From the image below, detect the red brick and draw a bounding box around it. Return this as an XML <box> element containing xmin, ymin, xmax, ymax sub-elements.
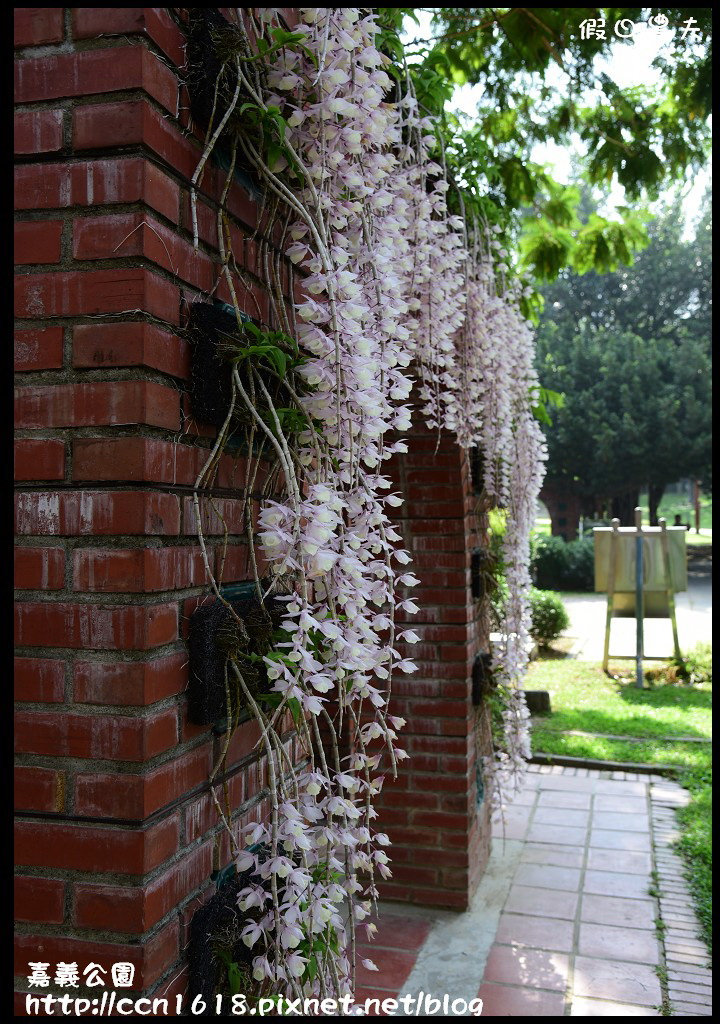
<box><xmin>14</xmin><ymin>109</ymin><xmax>64</xmax><ymax>154</ymax></box>
<box><xmin>72</xmin><ymin>437</ymin><xmax>199</xmax><ymax>485</ymax></box>
<box><xmin>14</xmin><ymin>708</ymin><xmax>177</xmax><ymax>760</ymax></box>
<box><xmin>15</xmin><ymin>46</ymin><xmax>177</xmax><ymax>114</ymax></box>
<box><xmin>72</xmin><ymin>7</ymin><xmax>187</xmax><ymax>66</ymax></box>
<box><xmin>179</xmin><ymin>192</ymin><xmax>218</xmax><ymax>249</ymax></box>
<box><xmin>73</xmin><ymin>100</ymin><xmax>197</xmax><ymax>178</ymax></box>
<box><xmin>14</xmin><ymin>601</ymin><xmax>178</xmax><ymax>650</ymax></box>
<box><xmin>14</xmin><ymin>8</ymin><xmax>64</xmax><ymax>47</ymax></box>
<box><xmin>73</xmin><ymin>546</ymin><xmax>207</xmax><ymax>593</ymax></box>
<box><xmin>15</xmin><ymin>157</ymin><xmax>179</xmax><ymax>221</ymax></box>
<box><xmin>14</xmin><ymin>656</ymin><xmax>66</xmax><ymax>703</ymax></box>
<box><xmin>14</xmin><ymin>765</ymin><xmax>65</xmax><ymax>813</ymax></box>
<box><xmin>14</xmin><ymin>268</ymin><xmax>180</xmax><ymax>324</ymax></box>
<box><xmin>412</xmin><ymin>810</ymin><xmax>469</xmax><ymax>829</ymax></box>
<box><xmin>73</xmin><ymin>653</ymin><xmax>187</xmax><ymax>706</ymax></box>
<box><xmin>73</xmin><ymin>212</ymin><xmax>215</xmax><ymax>292</ymax></box>
<box><xmin>15</xmin><ymin>816</ymin><xmax>179</xmax><ymax>874</ymax></box>
<box><xmin>412</xmin><ymin>699</ymin><xmax>468</xmax><ymax>718</ymax></box>
<box><xmin>15</xmin><ymin>490</ymin><xmax>180</xmax><ymax>536</ymax></box>
<box><xmin>14</xmin><ymin>921</ymin><xmax>179</xmax><ymax>991</ymax></box>
<box><xmin>14</xmin><ymin>877</ymin><xmax>65</xmax><ymax>925</ymax></box>
<box><xmin>14</xmin><ymin>546</ymin><xmax>65</xmax><ymax>590</ymax></box>
<box><xmin>14</xmin><ymin>220</ymin><xmax>62</xmax><ymax>264</ymax></box>
<box><xmin>14</xmin><ymin>439</ymin><xmax>65</xmax><ymax>481</ymax></box>
<box><xmin>74</xmin><ymin>746</ymin><xmax>213</xmax><ymax>818</ymax></box>
<box><xmin>14</xmin><ymin>326</ymin><xmax>63</xmax><ymax>371</ymax></box>
<box><xmin>216</xmin><ymin>544</ymin><xmax>249</xmax><ymax>583</ymax></box>
<box><xmin>183</xmin><ymin>495</ymin><xmax>247</xmax><ymax>535</ymax></box>
<box><xmin>74</xmin><ymin>843</ymin><xmax>212</xmax><ymax>933</ymax></box>
<box><xmin>73</xmin><ymin>322</ymin><xmax>188</xmax><ymax>378</ymax></box>
<box><xmin>15</xmin><ymin>381</ymin><xmax>181</xmax><ymax>430</ymax></box>
<box><xmin>411</xmin><ymin>773</ymin><xmax>469</xmax><ymax>793</ymax></box>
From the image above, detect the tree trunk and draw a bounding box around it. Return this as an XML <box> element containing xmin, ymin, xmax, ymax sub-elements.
<box><xmin>648</xmin><ymin>482</ymin><xmax>665</xmax><ymax>526</ymax></box>
<box><xmin>610</xmin><ymin>490</ymin><xmax>640</xmax><ymax>526</ymax></box>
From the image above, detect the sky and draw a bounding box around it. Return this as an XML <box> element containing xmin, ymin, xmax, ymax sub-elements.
<box><xmin>402</xmin><ymin>10</ymin><xmax>711</xmax><ymax>237</ymax></box>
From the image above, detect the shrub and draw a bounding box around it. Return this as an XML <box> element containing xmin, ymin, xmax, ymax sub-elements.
<box><xmin>529</xmin><ymin>588</ymin><xmax>570</xmax><ymax>647</ymax></box>
<box><xmin>531</xmin><ymin>534</ymin><xmax>595</xmax><ymax>591</ymax></box>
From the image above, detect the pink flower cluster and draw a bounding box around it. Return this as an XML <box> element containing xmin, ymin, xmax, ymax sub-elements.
<box><xmin>224</xmin><ymin>6</ymin><xmax>546</xmax><ymax>998</ymax></box>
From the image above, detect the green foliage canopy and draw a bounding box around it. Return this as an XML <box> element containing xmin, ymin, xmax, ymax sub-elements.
<box><xmin>535</xmin><ymin>197</ymin><xmax>712</xmax><ymax>512</ymax></box>
<box><xmin>377</xmin><ymin>8</ymin><xmax>711</xmax><ymax>296</ymax></box>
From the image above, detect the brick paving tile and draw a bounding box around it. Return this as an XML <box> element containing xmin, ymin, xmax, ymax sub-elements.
<box><xmin>520</xmin><ymin>842</ymin><xmax>585</xmax><ymax>869</ymax></box>
<box><xmin>505</xmin><ymin>884</ymin><xmax>579</xmax><ymax>921</ymax></box>
<box><xmin>573</xmin><ymin>956</ymin><xmax>662</xmax><ymax>1006</ymax></box>
<box><xmin>595</xmin><ymin>795</ymin><xmax>648</xmax><ymax>813</ymax></box>
<box><xmin>512</xmin><ymin>788</ymin><xmax>538</xmax><ymax>806</ymax></box>
<box><xmin>483</xmin><ymin>944</ymin><xmax>570</xmax><ymax>991</ymax></box>
<box><xmin>492</xmin><ymin>819</ymin><xmax>529</xmax><ymax>840</ymax></box>
<box><xmin>356</xmin><ymin>950</ymin><xmax>417</xmax><ymax>991</ymax></box>
<box><xmin>666</xmin><ymin>940</ymin><xmax>712</xmax><ymax>955</ymax></box>
<box><xmin>570</xmin><ymin>996</ymin><xmax>661</xmax><ymax>1016</ymax></box>
<box><xmin>494</xmin><ymin>913</ymin><xmax>575</xmax><ymax>953</ymax></box>
<box><xmin>514</xmin><ymin>862</ymin><xmax>582</xmax><ymax>892</ymax></box>
<box><xmin>589</xmin><ymin>828</ymin><xmax>651</xmax><ymax>852</ymax></box>
<box><xmin>586</xmin><ymin>849</ymin><xmax>652</xmax><ymax>875</ymax></box>
<box><xmin>668</xmin><ymin>986</ymin><xmax>712</xmax><ymax>1005</ymax></box>
<box><xmin>580</xmin><ymin>893</ymin><xmax>656</xmax><ymax>930</ymax></box>
<box><xmin>672</xmin><ymin>1002</ymin><xmax>712</xmax><ymax>1015</ymax></box>
<box><xmin>536</xmin><ymin>790</ymin><xmax>592</xmax><ymax>809</ymax></box>
<box><xmin>593</xmin><ymin>781</ymin><xmax>647</xmax><ymax>796</ymax></box>
<box><xmin>612</xmin><ymin>771</ymin><xmax>627</xmax><ymax>780</ymax></box>
<box><xmin>669</xmin><ymin>954</ymin><xmax>712</xmax><ymax>968</ymax></box>
<box><xmin>666</xmin><ymin>930</ymin><xmax>707</xmax><ymax>944</ymax></box>
<box><xmin>661</xmin><ymin>911</ymin><xmax>701</xmax><ymax>924</ymax></box>
<box><xmin>476</xmin><ymin>982</ymin><xmax>566</xmax><ymax>1016</ymax></box>
<box><xmin>660</xmin><ymin>896</ymin><xmax>696</xmax><ymax>908</ymax></box>
<box><xmin>526</xmin><ymin>823</ymin><xmax>587</xmax><ymax>846</ymax></box>
<box><xmin>592</xmin><ymin>811</ymin><xmax>650</xmax><ymax>832</ymax></box>
<box><xmin>533</xmin><ymin>806</ymin><xmax>590</xmax><ymax>828</ymax></box>
<box><xmin>577</xmin><ymin>922</ymin><xmax>660</xmax><ymax>965</ymax></box>
<box><xmin>583</xmin><ymin>869</ymin><xmax>652</xmax><ymax>899</ymax></box>
<box><xmin>538</xmin><ymin>776</ymin><xmax>597</xmax><ymax>791</ymax></box>
<box><xmin>667</xmin><ymin>968</ymin><xmax>712</xmax><ymax>984</ymax></box>
<box><xmin>358</xmin><ymin>914</ymin><xmax>432</xmax><ymax>953</ymax></box>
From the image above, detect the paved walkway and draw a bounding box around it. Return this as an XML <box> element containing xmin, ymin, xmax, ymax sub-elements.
<box><xmin>561</xmin><ymin>563</ymin><xmax>712</xmax><ymax>661</ymax></box>
<box><xmin>358</xmin><ymin>766</ymin><xmax>711</xmax><ymax>1016</ymax></box>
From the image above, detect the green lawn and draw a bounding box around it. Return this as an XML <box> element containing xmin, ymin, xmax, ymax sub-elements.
<box><xmin>526</xmin><ymin>649</ymin><xmax>712</xmax><ymax>954</ymax></box>
<box><xmin>638</xmin><ymin>491</ymin><xmax>713</xmax><ymax>531</ymax></box>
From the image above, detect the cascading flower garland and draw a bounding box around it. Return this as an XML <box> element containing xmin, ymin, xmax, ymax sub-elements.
<box><xmin>189</xmin><ymin>6</ymin><xmax>545</xmax><ymax>1006</ymax></box>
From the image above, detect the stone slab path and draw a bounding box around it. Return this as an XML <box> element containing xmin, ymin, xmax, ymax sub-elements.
<box><xmin>359</xmin><ymin>765</ymin><xmax>711</xmax><ymax>1016</ymax></box>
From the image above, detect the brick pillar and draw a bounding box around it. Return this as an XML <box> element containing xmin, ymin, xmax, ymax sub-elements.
<box><xmin>14</xmin><ymin>8</ymin><xmax>495</xmax><ymax>1009</ymax></box>
<box><xmin>374</xmin><ymin>422</ymin><xmax>494</xmax><ymax>911</ymax></box>
<box><xmin>540</xmin><ymin>481</ymin><xmax>582</xmax><ymax>540</ymax></box>
<box><xmin>14</xmin><ymin>8</ymin><xmax>282</xmax><ymax>1008</ymax></box>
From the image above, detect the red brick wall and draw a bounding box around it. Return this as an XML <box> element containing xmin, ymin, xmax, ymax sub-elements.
<box><xmin>13</xmin><ymin>8</ymin><xmax>287</xmax><ymax>1007</ymax></box>
<box><xmin>14</xmin><ymin>7</ymin><xmax>494</xmax><ymax>1005</ymax></box>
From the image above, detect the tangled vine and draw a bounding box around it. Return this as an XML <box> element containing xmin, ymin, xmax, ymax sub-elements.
<box><xmin>186</xmin><ymin>7</ymin><xmax>546</xmax><ymax>1006</ymax></box>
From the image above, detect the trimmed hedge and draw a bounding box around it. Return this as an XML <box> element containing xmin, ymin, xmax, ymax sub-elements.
<box><xmin>531</xmin><ymin>534</ymin><xmax>595</xmax><ymax>591</ymax></box>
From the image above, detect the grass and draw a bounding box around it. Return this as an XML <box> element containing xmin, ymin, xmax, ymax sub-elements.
<box><xmin>526</xmin><ymin>646</ymin><xmax>712</xmax><ymax>954</ymax></box>
<box><xmin>638</xmin><ymin>491</ymin><xmax>713</xmax><ymax>531</ymax></box>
